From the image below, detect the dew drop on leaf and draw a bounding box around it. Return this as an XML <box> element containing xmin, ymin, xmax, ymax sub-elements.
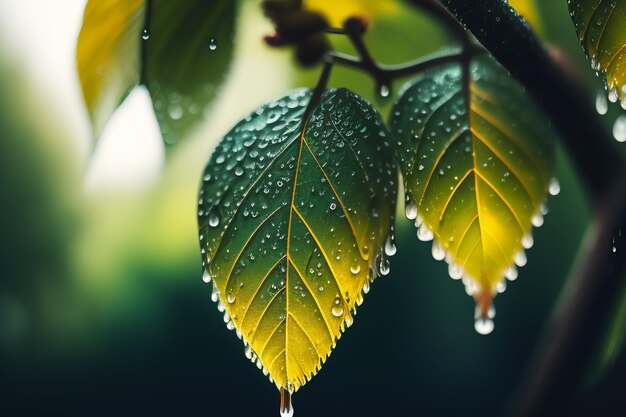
<box><xmin>209</xmin><ymin>37</ymin><xmax>217</xmax><ymax>50</ymax></box>
<box><xmin>595</xmin><ymin>91</ymin><xmax>608</xmax><ymax>115</ymax></box>
<box><xmin>384</xmin><ymin>235</ymin><xmax>397</xmax><ymax>256</ymax></box>
<box><xmin>432</xmin><ymin>240</ymin><xmax>446</xmax><ymax>261</ymax></box>
<box><xmin>202</xmin><ymin>269</ymin><xmax>211</xmax><ymax>283</ymax></box>
<box><xmin>548</xmin><ymin>177</ymin><xmax>560</xmax><ymax>196</ymax></box>
<box><xmin>613</xmin><ymin>115</ymin><xmax>626</xmax><ymax>143</ymax></box>
<box><xmin>405</xmin><ymin>200</ymin><xmax>418</xmax><ymax>220</ymax></box>
<box><xmin>331</xmin><ymin>297</ymin><xmax>344</xmax><ymax>317</ymax></box>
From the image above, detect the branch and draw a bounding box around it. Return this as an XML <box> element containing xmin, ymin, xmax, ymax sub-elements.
<box><xmin>403</xmin><ymin>1</ymin><xmax>626</xmax><ymax>416</ymax></box>
<box><xmin>429</xmin><ymin>0</ymin><xmax>625</xmax><ymax>202</ymax></box>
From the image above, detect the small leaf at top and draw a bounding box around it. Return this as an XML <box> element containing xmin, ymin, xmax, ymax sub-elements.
<box><xmin>77</xmin><ymin>0</ymin><xmax>235</xmax><ymax>144</ymax></box>
<box><xmin>198</xmin><ymin>88</ymin><xmax>397</xmax><ymax>391</ymax></box>
<box><xmin>568</xmin><ymin>0</ymin><xmax>626</xmax><ymax>106</ymax></box>
<box><xmin>390</xmin><ymin>54</ymin><xmax>555</xmax><ymax>328</ymax></box>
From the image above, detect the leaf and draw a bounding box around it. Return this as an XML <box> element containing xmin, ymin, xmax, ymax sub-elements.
<box><xmin>77</xmin><ymin>0</ymin><xmax>236</xmax><ymax>144</ymax></box>
<box><xmin>389</xmin><ymin>55</ymin><xmax>555</xmax><ymax>317</ymax></box>
<box><xmin>198</xmin><ymin>88</ymin><xmax>397</xmax><ymax>391</ymax></box>
<box><xmin>568</xmin><ymin>0</ymin><xmax>626</xmax><ymax>105</ymax></box>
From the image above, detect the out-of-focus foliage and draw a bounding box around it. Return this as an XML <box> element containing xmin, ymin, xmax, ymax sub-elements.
<box><xmin>198</xmin><ymin>88</ymin><xmax>397</xmax><ymax>391</ymax></box>
<box><xmin>77</xmin><ymin>0</ymin><xmax>236</xmax><ymax>144</ymax></box>
<box><xmin>568</xmin><ymin>0</ymin><xmax>626</xmax><ymax>105</ymax></box>
<box><xmin>390</xmin><ymin>55</ymin><xmax>555</xmax><ymax>315</ymax></box>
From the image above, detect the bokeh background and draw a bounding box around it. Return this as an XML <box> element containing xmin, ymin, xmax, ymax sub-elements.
<box><xmin>1</xmin><ymin>1</ymin><xmax>625</xmax><ymax>416</ymax></box>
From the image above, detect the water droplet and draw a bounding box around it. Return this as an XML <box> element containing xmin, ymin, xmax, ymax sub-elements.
<box><xmin>384</xmin><ymin>235</ymin><xmax>397</xmax><ymax>256</ymax></box>
<box><xmin>331</xmin><ymin>297</ymin><xmax>344</xmax><ymax>317</ymax></box>
<box><xmin>514</xmin><ymin>251</ymin><xmax>527</xmax><ymax>267</ymax></box>
<box><xmin>548</xmin><ymin>177</ymin><xmax>560</xmax><ymax>196</ymax></box>
<box><xmin>350</xmin><ymin>264</ymin><xmax>361</xmax><ymax>275</ymax></box>
<box><xmin>474</xmin><ymin>317</ymin><xmax>494</xmax><ymax>335</ymax></box>
<box><xmin>227</xmin><ymin>292</ymin><xmax>236</xmax><ymax>304</ymax></box>
<box><xmin>209</xmin><ymin>210</ymin><xmax>220</xmax><ymax>227</ymax></box>
<box><xmin>209</xmin><ymin>37</ymin><xmax>217</xmax><ymax>51</ymax></box>
<box><xmin>532</xmin><ymin>212</ymin><xmax>544</xmax><ymax>227</ymax></box>
<box><xmin>379</xmin><ymin>84</ymin><xmax>390</xmax><ymax>98</ymax></box>
<box><xmin>448</xmin><ymin>263</ymin><xmax>463</xmax><ymax>280</ymax></box>
<box><xmin>379</xmin><ymin>257</ymin><xmax>391</xmax><ymax>276</ymax></box>
<box><xmin>417</xmin><ymin>223</ymin><xmax>434</xmax><ymax>241</ymax></box>
<box><xmin>522</xmin><ymin>233</ymin><xmax>534</xmax><ymax>249</ymax></box>
<box><xmin>431</xmin><ymin>240</ymin><xmax>445</xmax><ymax>261</ymax></box>
<box><xmin>405</xmin><ymin>200</ymin><xmax>418</xmax><ymax>220</ymax></box>
<box><xmin>596</xmin><ymin>91</ymin><xmax>608</xmax><ymax>115</ymax></box>
<box><xmin>141</xmin><ymin>28</ymin><xmax>150</xmax><ymax>40</ymax></box>
<box><xmin>505</xmin><ymin>265</ymin><xmax>518</xmax><ymax>281</ymax></box>
<box><xmin>329</xmin><ymin>202</ymin><xmax>337</xmax><ymax>210</ymax></box>
<box><xmin>280</xmin><ymin>387</ymin><xmax>294</xmax><ymax>417</ymax></box>
<box><xmin>202</xmin><ymin>269</ymin><xmax>211</xmax><ymax>283</ymax></box>
<box><xmin>613</xmin><ymin>115</ymin><xmax>626</xmax><ymax>142</ymax></box>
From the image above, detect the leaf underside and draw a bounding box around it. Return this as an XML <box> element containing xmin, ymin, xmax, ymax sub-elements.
<box><xmin>198</xmin><ymin>88</ymin><xmax>397</xmax><ymax>391</ymax></box>
<box><xmin>390</xmin><ymin>55</ymin><xmax>555</xmax><ymax>301</ymax></box>
<box><xmin>569</xmin><ymin>0</ymin><xmax>626</xmax><ymax>103</ymax></box>
<box><xmin>77</xmin><ymin>0</ymin><xmax>235</xmax><ymax>143</ymax></box>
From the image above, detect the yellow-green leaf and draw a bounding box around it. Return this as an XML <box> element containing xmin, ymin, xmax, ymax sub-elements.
<box><xmin>77</xmin><ymin>0</ymin><xmax>235</xmax><ymax>143</ymax></box>
<box><xmin>390</xmin><ymin>55</ymin><xmax>555</xmax><ymax>323</ymax></box>
<box><xmin>568</xmin><ymin>0</ymin><xmax>626</xmax><ymax>105</ymax></box>
<box><xmin>198</xmin><ymin>88</ymin><xmax>397</xmax><ymax>391</ymax></box>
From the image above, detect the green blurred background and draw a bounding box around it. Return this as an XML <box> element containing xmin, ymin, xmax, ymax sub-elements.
<box><xmin>1</xmin><ymin>1</ymin><xmax>625</xmax><ymax>416</ymax></box>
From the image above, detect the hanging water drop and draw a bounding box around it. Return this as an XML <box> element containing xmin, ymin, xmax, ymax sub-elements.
<box><xmin>202</xmin><ymin>269</ymin><xmax>211</xmax><ymax>283</ymax></box>
<box><xmin>448</xmin><ymin>263</ymin><xmax>463</xmax><ymax>280</ymax></box>
<box><xmin>505</xmin><ymin>265</ymin><xmax>518</xmax><ymax>281</ymax></box>
<box><xmin>384</xmin><ymin>235</ymin><xmax>397</xmax><ymax>256</ymax></box>
<box><xmin>595</xmin><ymin>91</ymin><xmax>608</xmax><ymax>115</ymax></box>
<box><xmin>431</xmin><ymin>240</ymin><xmax>445</xmax><ymax>261</ymax></box>
<box><xmin>532</xmin><ymin>212</ymin><xmax>544</xmax><ymax>227</ymax></box>
<box><xmin>548</xmin><ymin>177</ymin><xmax>560</xmax><ymax>196</ymax></box>
<box><xmin>280</xmin><ymin>387</ymin><xmax>294</xmax><ymax>417</ymax></box>
<box><xmin>417</xmin><ymin>223</ymin><xmax>434</xmax><ymax>241</ymax></box>
<box><xmin>522</xmin><ymin>232</ymin><xmax>534</xmax><ymax>249</ymax></box>
<box><xmin>378</xmin><ymin>84</ymin><xmax>390</xmax><ymax>98</ymax></box>
<box><xmin>209</xmin><ymin>37</ymin><xmax>217</xmax><ymax>51</ymax></box>
<box><xmin>514</xmin><ymin>251</ymin><xmax>527</xmax><ymax>267</ymax></box>
<box><xmin>141</xmin><ymin>28</ymin><xmax>150</xmax><ymax>40</ymax></box>
<box><xmin>474</xmin><ymin>302</ymin><xmax>495</xmax><ymax>335</ymax></box>
<box><xmin>379</xmin><ymin>257</ymin><xmax>390</xmax><ymax>276</ymax></box>
<box><xmin>613</xmin><ymin>115</ymin><xmax>626</xmax><ymax>142</ymax></box>
<box><xmin>405</xmin><ymin>200</ymin><xmax>418</xmax><ymax>220</ymax></box>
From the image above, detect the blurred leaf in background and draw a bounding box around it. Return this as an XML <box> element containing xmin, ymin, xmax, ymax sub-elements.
<box><xmin>77</xmin><ymin>0</ymin><xmax>236</xmax><ymax>145</ymax></box>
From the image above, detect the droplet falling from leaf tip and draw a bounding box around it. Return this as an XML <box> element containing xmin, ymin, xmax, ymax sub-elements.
<box><xmin>280</xmin><ymin>387</ymin><xmax>294</xmax><ymax>417</ymax></box>
<box><xmin>473</xmin><ymin>288</ymin><xmax>495</xmax><ymax>335</ymax></box>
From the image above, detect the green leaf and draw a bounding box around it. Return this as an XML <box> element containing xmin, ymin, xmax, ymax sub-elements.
<box><xmin>77</xmin><ymin>0</ymin><xmax>236</xmax><ymax>144</ymax></box>
<box><xmin>390</xmin><ymin>55</ymin><xmax>555</xmax><ymax>321</ymax></box>
<box><xmin>568</xmin><ymin>0</ymin><xmax>626</xmax><ymax>105</ymax></box>
<box><xmin>198</xmin><ymin>88</ymin><xmax>397</xmax><ymax>391</ymax></box>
